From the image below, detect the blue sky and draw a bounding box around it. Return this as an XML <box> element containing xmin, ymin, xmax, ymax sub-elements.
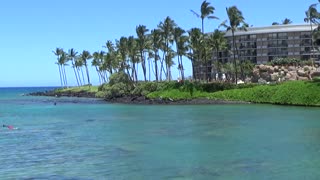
<box><xmin>0</xmin><ymin>0</ymin><xmax>316</xmax><ymax>87</ymax></box>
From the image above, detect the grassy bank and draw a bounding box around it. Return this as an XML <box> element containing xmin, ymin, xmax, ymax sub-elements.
<box><xmin>55</xmin><ymin>85</ymin><xmax>99</xmax><ymax>93</ymax></box>
<box><xmin>53</xmin><ymin>72</ymin><xmax>320</xmax><ymax>106</ymax></box>
<box><xmin>208</xmin><ymin>81</ymin><xmax>320</xmax><ymax>106</ymax></box>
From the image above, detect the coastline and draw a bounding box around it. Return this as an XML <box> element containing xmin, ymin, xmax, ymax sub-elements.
<box><xmin>27</xmin><ymin>90</ymin><xmax>251</xmax><ymax>105</ymax></box>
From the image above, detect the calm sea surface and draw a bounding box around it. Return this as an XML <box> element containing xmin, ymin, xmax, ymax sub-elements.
<box><xmin>0</xmin><ymin>87</ymin><xmax>320</xmax><ymax>179</ymax></box>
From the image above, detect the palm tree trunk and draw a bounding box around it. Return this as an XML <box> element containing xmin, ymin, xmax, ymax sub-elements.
<box><xmin>72</xmin><ymin>60</ymin><xmax>80</xmax><ymax>86</ymax></box>
<box><xmin>63</xmin><ymin>65</ymin><xmax>68</xmax><ymax>87</ymax></box>
<box><xmin>95</xmin><ymin>67</ymin><xmax>101</xmax><ymax>84</ymax></box>
<box><xmin>154</xmin><ymin>52</ymin><xmax>159</xmax><ymax>82</ymax></box>
<box><xmin>201</xmin><ymin>18</ymin><xmax>204</xmax><ymax>34</ymax></box>
<box><xmin>58</xmin><ymin>65</ymin><xmax>63</xmax><ymax>87</ymax></box>
<box><xmin>140</xmin><ymin>52</ymin><xmax>147</xmax><ymax>81</ymax></box>
<box><xmin>77</xmin><ymin>67</ymin><xmax>82</xmax><ymax>86</ymax></box>
<box><xmin>232</xmin><ymin>31</ymin><xmax>238</xmax><ymax>84</ymax></box>
<box><xmin>310</xmin><ymin>22</ymin><xmax>315</xmax><ymax>66</ymax></box>
<box><xmin>180</xmin><ymin>55</ymin><xmax>185</xmax><ymax>80</ymax></box>
<box><xmin>85</xmin><ymin>65</ymin><xmax>91</xmax><ymax>85</ymax></box>
<box><xmin>81</xmin><ymin>67</ymin><xmax>86</xmax><ymax>85</ymax></box>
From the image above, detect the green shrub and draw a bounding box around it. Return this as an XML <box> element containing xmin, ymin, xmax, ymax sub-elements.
<box><xmin>132</xmin><ymin>82</ymin><xmax>159</xmax><ymax>96</ymax></box>
<box><xmin>109</xmin><ymin>72</ymin><xmax>133</xmax><ymax>86</ymax></box>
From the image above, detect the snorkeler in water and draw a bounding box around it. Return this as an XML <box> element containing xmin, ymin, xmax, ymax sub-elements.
<box><xmin>3</xmin><ymin>124</ymin><xmax>16</xmax><ymax>130</ymax></box>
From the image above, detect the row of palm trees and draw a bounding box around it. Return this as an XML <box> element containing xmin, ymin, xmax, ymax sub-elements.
<box><xmin>53</xmin><ymin>1</ymin><xmax>320</xmax><ymax>87</ymax></box>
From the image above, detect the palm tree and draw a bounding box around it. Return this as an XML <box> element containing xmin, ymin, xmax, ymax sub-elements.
<box><xmin>282</xmin><ymin>18</ymin><xmax>292</xmax><ymax>24</ymax></box>
<box><xmin>305</xmin><ymin>3</ymin><xmax>320</xmax><ymax>64</ymax></box>
<box><xmin>272</xmin><ymin>22</ymin><xmax>280</xmax><ymax>25</ymax></box>
<box><xmin>117</xmin><ymin>36</ymin><xmax>129</xmax><ymax>73</ymax></box>
<box><xmin>127</xmin><ymin>36</ymin><xmax>139</xmax><ymax>82</ymax></box>
<box><xmin>150</xmin><ymin>29</ymin><xmax>162</xmax><ymax>81</ymax></box>
<box><xmin>158</xmin><ymin>16</ymin><xmax>176</xmax><ymax>81</ymax></box>
<box><xmin>173</xmin><ymin>27</ymin><xmax>188</xmax><ymax>81</ymax></box>
<box><xmin>188</xmin><ymin>28</ymin><xmax>204</xmax><ymax>80</ymax></box>
<box><xmin>92</xmin><ymin>51</ymin><xmax>104</xmax><ymax>84</ymax></box>
<box><xmin>220</xmin><ymin>6</ymin><xmax>248</xmax><ymax>84</ymax></box>
<box><xmin>58</xmin><ymin>51</ymin><xmax>68</xmax><ymax>87</ymax></box>
<box><xmin>136</xmin><ymin>25</ymin><xmax>149</xmax><ymax>81</ymax></box>
<box><xmin>53</xmin><ymin>48</ymin><xmax>64</xmax><ymax>87</ymax></box>
<box><xmin>207</xmin><ymin>29</ymin><xmax>227</xmax><ymax>80</ymax></box>
<box><xmin>191</xmin><ymin>0</ymin><xmax>219</xmax><ymax>34</ymax></box>
<box><xmin>67</xmin><ymin>48</ymin><xmax>80</xmax><ymax>86</ymax></box>
<box><xmin>80</xmin><ymin>50</ymin><xmax>92</xmax><ymax>85</ymax></box>
<box><xmin>75</xmin><ymin>55</ymin><xmax>85</xmax><ymax>85</ymax></box>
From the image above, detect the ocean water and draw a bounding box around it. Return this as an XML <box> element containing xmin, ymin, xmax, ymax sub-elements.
<box><xmin>0</xmin><ymin>87</ymin><xmax>320</xmax><ymax>179</ymax></box>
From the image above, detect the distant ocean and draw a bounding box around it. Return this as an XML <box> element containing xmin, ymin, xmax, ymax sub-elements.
<box><xmin>1</xmin><ymin>87</ymin><xmax>320</xmax><ymax>179</ymax></box>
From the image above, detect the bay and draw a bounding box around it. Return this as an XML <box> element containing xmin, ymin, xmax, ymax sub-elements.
<box><xmin>0</xmin><ymin>87</ymin><xmax>319</xmax><ymax>179</ymax></box>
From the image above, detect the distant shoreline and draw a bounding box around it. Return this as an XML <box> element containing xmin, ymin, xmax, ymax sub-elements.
<box><xmin>27</xmin><ymin>89</ymin><xmax>251</xmax><ymax>105</ymax></box>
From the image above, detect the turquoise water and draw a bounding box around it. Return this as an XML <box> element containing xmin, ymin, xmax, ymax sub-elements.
<box><xmin>0</xmin><ymin>87</ymin><xmax>320</xmax><ymax>179</ymax></box>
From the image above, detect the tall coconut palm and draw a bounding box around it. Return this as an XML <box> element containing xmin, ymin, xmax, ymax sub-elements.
<box><xmin>220</xmin><ymin>6</ymin><xmax>248</xmax><ymax>84</ymax></box>
<box><xmin>188</xmin><ymin>28</ymin><xmax>203</xmax><ymax>80</ymax></box>
<box><xmin>92</xmin><ymin>51</ymin><xmax>105</xmax><ymax>84</ymax></box>
<box><xmin>191</xmin><ymin>0</ymin><xmax>219</xmax><ymax>34</ymax></box>
<box><xmin>53</xmin><ymin>48</ymin><xmax>64</xmax><ymax>87</ymax></box>
<box><xmin>305</xmin><ymin>3</ymin><xmax>320</xmax><ymax>63</ymax></box>
<box><xmin>67</xmin><ymin>48</ymin><xmax>80</xmax><ymax>86</ymax></box>
<box><xmin>58</xmin><ymin>51</ymin><xmax>68</xmax><ymax>87</ymax></box>
<box><xmin>117</xmin><ymin>36</ymin><xmax>129</xmax><ymax>73</ymax></box>
<box><xmin>75</xmin><ymin>55</ymin><xmax>85</xmax><ymax>85</ymax></box>
<box><xmin>207</xmin><ymin>29</ymin><xmax>227</xmax><ymax>80</ymax></box>
<box><xmin>80</xmin><ymin>50</ymin><xmax>92</xmax><ymax>85</ymax></box>
<box><xmin>127</xmin><ymin>36</ymin><xmax>139</xmax><ymax>82</ymax></box>
<box><xmin>158</xmin><ymin>16</ymin><xmax>176</xmax><ymax>81</ymax></box>
<box><xmin>150</xmin><ymin>29</ymin><xmax>162</xmax><ymax>82</ymax></box>
<box><xmin>173</xmin><ymin>27</ymin><xmax>188</xmax><ymax>81</ymax></box>
<box><xmin>136</xmin><ymin>25</ymin><xmax>149</xmax><ymax>81</ymax></box>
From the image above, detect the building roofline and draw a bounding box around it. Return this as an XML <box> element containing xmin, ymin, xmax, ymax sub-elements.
<box><xmin>223</xmin><ymin>24</ymin><xmax>315</xmax><ymax>37</ymax></box>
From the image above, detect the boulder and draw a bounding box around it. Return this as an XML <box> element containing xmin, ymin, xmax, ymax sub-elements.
<box><xmin>288</xmin><ymin>66</ymin><xmax>296</xmax><ymax>71</ymax></box>
<box><xmin>267</xmin><ymin>66</ymin><xmax>275</xmax><ymax>73</ymax></box>
<box><xmin>285</xmin><ymin>72</ymin><xmax>298</xmax><ymax>81</ymax></box>
<box><xmin>270</xmin><ymin>72</ymin><xmax>279</xmax><ymax>81</ymax></box>
<box><xmin>297</xmin><ymin>76</ymin><xmax>309</xmax><ymax>81</ymax></box>
<box><xmin>297</xmin><ymin>70</ymin><xmax>308</xmax><ymax>77</ymax></box>
<box><xmin>310</xmin><ymin>71</ymin><xmax>320</xmax><ymax>79</ymax></box>
<box><xmin>260</xmin><ymin>72</ymin><xmax>271</xmax><ymax>81</ymax></box>
<box><xmin>259</xmin><ymin>64</ymin><xmax>268</xmax><ymax>72</ymax></box>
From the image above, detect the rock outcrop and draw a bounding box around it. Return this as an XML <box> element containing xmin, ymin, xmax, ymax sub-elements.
<box><xmin>252</xmin><ymin>65</ymin><xmax>320</xmax><ymax>83</ymax></box>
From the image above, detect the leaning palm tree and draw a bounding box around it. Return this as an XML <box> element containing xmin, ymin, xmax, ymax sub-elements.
<box><xmin>53</xmin><ymin>48</ymin><xmax>64</xmax><ymax>87</ymax></box>
<box><xmin>80</xmin><ymin>50</ymin><xmax>92</xmax><ymax>85</ymax></box>
<box><xmin>220</xmin><ymin>6</ymin><xmax>248</xmax><ymax>84</ymax></box>
<box><xmin>92</xmin><ymin>51</ymin><xmax>105</xmax><ymax>84</ymax></box>
<box><xmin>57</xmin><ymin>51</ymin><xmax>68</xmax><ymax>87</ymax></box>
<box><xmin>282</xmin><ymin>18</ymin><xmax>292</xmax><ymax>24</ymax></box>
<box><xmin>191</xmin><ymin>0</ymin><xmax>219</xmax><ymax>34</ymax></box>
<box><xmin>67</xmin><ymin>48</ymin><xmax>80</xmax><ymax>86</ymax></box>
<box><xmin>173</xmin><ymin>27</ymin><xmax>188</xmax><ymax>81</ymax></box>
<box><xmin>136</xmin><ymin>25</ymin><xmax>149</xmax><ymax>81</ymax></box>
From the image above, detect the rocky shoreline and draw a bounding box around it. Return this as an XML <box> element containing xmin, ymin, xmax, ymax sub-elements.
<box><xmin>27</xmin><ymin>90</ymin><xmax>250</xmax><ymax>105</ymax></box>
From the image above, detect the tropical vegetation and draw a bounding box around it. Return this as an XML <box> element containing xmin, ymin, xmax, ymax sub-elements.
<box><xmin>50</xmin><ymin>0</ymin><xmax>320</xmax><ymax>106</ymax></box>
